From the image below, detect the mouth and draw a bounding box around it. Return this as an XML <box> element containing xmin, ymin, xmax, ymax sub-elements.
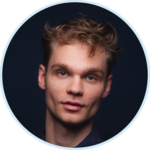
<box><xmin>62</xmin><ymin>101</ymin><xmax>84</xmax><ymax>111</ymax></box>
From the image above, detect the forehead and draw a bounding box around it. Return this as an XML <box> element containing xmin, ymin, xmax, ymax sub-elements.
<box><xmin>49</xmin><ymin>42</ymin><xmax>107</xmax><ymax>75</ymax></box>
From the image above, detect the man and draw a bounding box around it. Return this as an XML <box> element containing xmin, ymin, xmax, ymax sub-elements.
<box><xmin>38</xmin><ymin>15</ymin><xmax>121</xmax><ymax>147</ymax></box>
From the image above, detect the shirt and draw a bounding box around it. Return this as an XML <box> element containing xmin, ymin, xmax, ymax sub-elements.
<box><xmin>38</xmin><ymin>125</ymin><xmax>103</xmax><ymax>147</ymax></box>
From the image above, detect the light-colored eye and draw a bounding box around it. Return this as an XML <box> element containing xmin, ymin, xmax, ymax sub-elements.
<box><xmin>58</xmin><ymin>71</ymin><xmax>67</xmax><ymax>76</ymax></box>
<box><xmin>87</xmin><ymin>75</ymin><xmax>96</xmax><ymax>80</ymax></box>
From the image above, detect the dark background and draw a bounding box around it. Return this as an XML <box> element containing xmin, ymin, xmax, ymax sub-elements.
<box><xmin>2</xmin><ymin>2</ymin><xmax>147</xmax><ymax>142</ymax></box>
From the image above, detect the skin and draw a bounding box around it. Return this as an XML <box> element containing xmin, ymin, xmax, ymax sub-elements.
<box><xmin>38</xmin><ymin>42</ymin><xmax>113</xmax><ymax>147</ymax></box>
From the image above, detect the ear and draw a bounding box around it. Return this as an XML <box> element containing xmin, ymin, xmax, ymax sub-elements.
<box><xmin>38</xmin><ymin>64</ymin><xmax>46</xmax><ymax>90</ymax></box>
<box><xmin>102</xmin><ymin>74</ymin><xmax>113</xmax><ymax>99</ymax></box>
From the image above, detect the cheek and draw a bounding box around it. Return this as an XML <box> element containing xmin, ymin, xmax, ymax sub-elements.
<box><xmin>85</xmin><ymin>92</ymin><xmax>101</xmax><ymax>119</ymax></box>
<box><xmin>84</xmin><ymin>83</ymin><xmax>105</xmax><ymax>113</ymax></box>
<box><xmin>85</xmin><ymin>83</ymin><xmax>105</xmax><ymax>102</ymax></box>
<box><xmin>45</xmin><ymin>77</ymin><xmax>67</xmax><ymax>101</ymax></box>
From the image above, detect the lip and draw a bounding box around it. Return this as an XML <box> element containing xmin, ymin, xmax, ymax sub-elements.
<box><xmin>62</xmin><ymin>101</ymin><xmax>84</xmax><ymax>111</ymax></box>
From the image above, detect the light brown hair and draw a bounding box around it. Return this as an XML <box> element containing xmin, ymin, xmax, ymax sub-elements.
<box><xmin>41</xmin><ymin>15</ymin><xmax>121</xmax><ymax>75</ymax></box>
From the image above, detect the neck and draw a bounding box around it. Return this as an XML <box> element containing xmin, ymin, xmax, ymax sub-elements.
<box><xmin>45</xmin><ymin>108</ymin><xmax>93</xmax><ymax>147</ymax></box>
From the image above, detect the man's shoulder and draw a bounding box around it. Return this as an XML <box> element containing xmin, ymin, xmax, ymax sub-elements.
<box><xmin>37</xmin><ymin>127</ymin><xmax>45</xmax><ymax>141</ymax></box>
<box><xmin>76</xmin><ymin>126</ymin><xmax>103</xmax><ymax>147</ymax></box>
<box><xmin>37</xmin><ymin>126</ymin><xmax>103</xmax><ymax>147</ymax></box>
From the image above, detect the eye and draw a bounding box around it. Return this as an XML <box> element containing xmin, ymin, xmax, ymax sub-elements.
<box><xmin>87</xmin><ymin>75</ymin><xmax>96</xmax><ymax>80</ymax></box>
<box><xmin>58</xmin><ymin>71</ymin><xmax>67</xmax><ymax>76</ymax></box>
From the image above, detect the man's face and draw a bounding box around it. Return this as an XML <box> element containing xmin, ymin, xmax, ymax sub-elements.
<box><xmin>38</xmin><ymin>42</ymin><xmax>112</xmax><ymax>125</ymax></box>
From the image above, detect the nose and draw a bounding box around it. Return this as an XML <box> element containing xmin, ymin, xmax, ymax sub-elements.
<box><xmin>66</xmin><ymin>76</ymin><xmax>83</xmax><ymax>96</ymax></box>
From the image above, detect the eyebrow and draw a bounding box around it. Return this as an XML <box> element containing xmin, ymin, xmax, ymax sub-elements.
<box><xmin>51</xmin><ymin>63</ymin><xmax>69</xmax><ymax>70</ymax></box>
<box><xmin>51</xmin><ymin>63</ymin><xmax>104</xmax><ymax>75</ymax></box>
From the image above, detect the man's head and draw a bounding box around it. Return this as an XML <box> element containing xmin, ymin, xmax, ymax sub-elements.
<box><xmin>38</xmin><ymin>16</ymin><xmax>121</xmax><ymax>126</ymax></box>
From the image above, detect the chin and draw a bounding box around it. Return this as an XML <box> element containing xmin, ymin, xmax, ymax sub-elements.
<box><xmin>59</xmin><ymin>116</ymin><xmax>93</xmax><ymax>129</ymax></box>
<box><xmin>48</xmin><ymin>108</ymin><xmax>93</xmax><ymax>128</ymax></box>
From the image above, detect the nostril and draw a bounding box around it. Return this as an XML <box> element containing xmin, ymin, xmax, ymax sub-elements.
<box><xmin>67</xmin><ymin>91</ymin><xmax>83</xmax><ymax>96</ymax></box>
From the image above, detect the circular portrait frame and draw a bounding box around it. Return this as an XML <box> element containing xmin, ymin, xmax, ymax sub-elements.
<box><xmin>0</xmin><ymin>0</ymin><xmax>150</xmax><ymax>150</ymax></box>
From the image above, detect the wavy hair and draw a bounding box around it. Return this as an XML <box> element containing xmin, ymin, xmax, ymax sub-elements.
<box><xmin>41</xmin><ymin>15</ymin><xmax>121</xmax><ymax>75</ymax></box>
